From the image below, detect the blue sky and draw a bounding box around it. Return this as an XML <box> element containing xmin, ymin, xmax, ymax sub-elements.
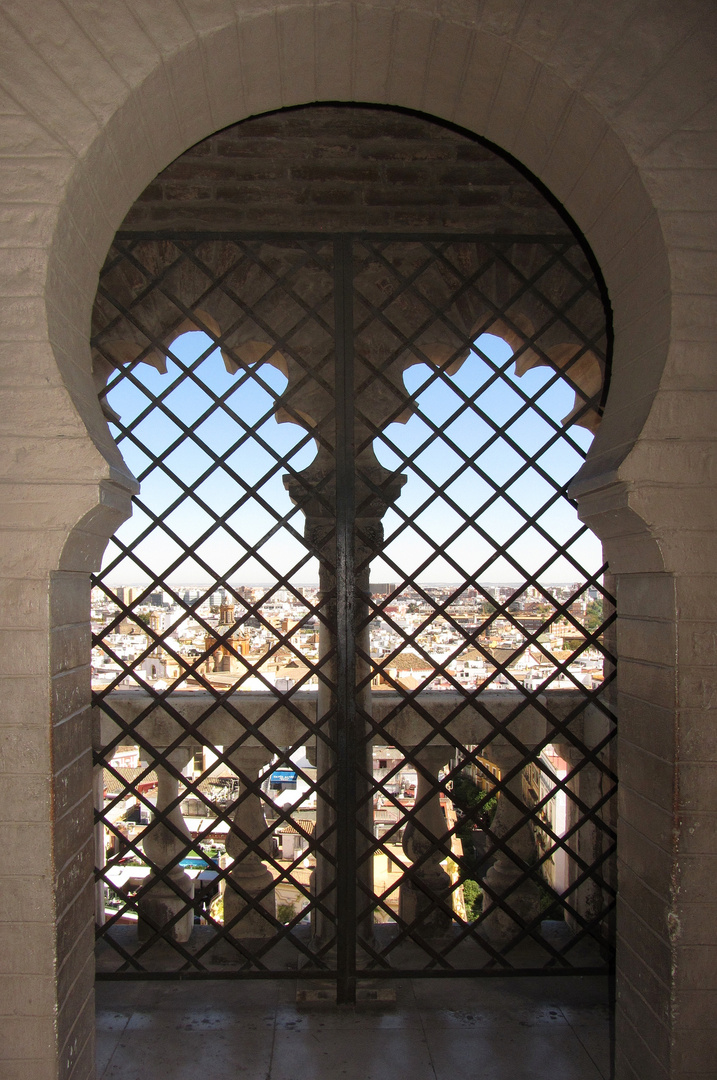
<box><xmin>100</xmin><ymin>330</ymin><xmax>601</xmax><ymax>589</ymax></box>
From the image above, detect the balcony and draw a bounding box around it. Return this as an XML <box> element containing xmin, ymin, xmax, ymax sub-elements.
<box><xmin>95</xmin><ymin>688</ymin><xmax>614</xmax><ymax>979</ymax></box>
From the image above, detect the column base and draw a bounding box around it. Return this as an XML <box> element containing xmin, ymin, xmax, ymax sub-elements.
<box><xmin>138</xmin><ymin>872</ymin><xmax>195</xmax><ymax>943</ymax></box>
<box><xmin>223</xmin><ymin>863</ymin><xmax>276</xmax><ymax>939</ymax></box>
<box><xmin>480</xmin><ymin>863</ymin><xmax>541</xmax><ymax>943</ymax></box>
<box><xmin>399</xmin><ymin>868</ymin><xmax>453</xmax><ymax>939</ymax></box>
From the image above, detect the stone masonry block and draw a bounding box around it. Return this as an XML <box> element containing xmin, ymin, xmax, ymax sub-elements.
<box><xmin>53</xmin><ymin>747</ymin><xmax>92</xmax><ymax>820</ymax></box>
<box><xmin>483</xmin><ymin>44</ymin><xmax>540</xmax><ymax>155</ymax></box>
<box><xmin>351</xmin><ymin>4</ymin><xmax>393</xmax><ymax>102</ymax></box>
<box><xmin>676</xmin><ymin>855</ymin><xmax>717</xmax><ymax>906</ymax></box>
<box><xmin>617</xmin><ymin>615</ymin><xmax>675</xmax><ymax>666</ymax></box>
<box><xmin>673</xmin><ymin>1026</ymin><xmax>717</xmax><ymax>1074</ymax></box>
<box><xmin>617</xmin><ymin>894</ymin><xmax>672</xmax><ymax>985</ymax></box>
<box><xmin>0</xmin><ymin>628</ymin><xmax>49</xmax><ymax>677</ymax></box>
<box><xmin>50</xmin><ymin>623</ymin><xmax>90</xmax><ymax>677</ymax></box>
<box><xmin>618</xmin><ymin>573</ymin><xmax>675</xmax><ymax>620</ymax></box>
<box><xmin>619</xmin><ymin>737</ymin><xmax>675</xmax><ymax>811</ymax></box>
<box><xmin>0</xmin><ymin>12</ymin><xmax>99</xmax><ymax>153</ymax></box>
<box><xmin>49</xmin><ymin>572</ymin><xmax>90</xmax><ymax>630</ymax></box>
<box><xmin>678</xmin><ymin>812</ymin><xmax>717</xmax><ymax>856</ymax></box>
<box><xmin>0</xmin><ymin>0</ymin><xmax>127</xmax><ymax>123</ymax></box>
<box><xmin>672</xmin><ymin>989</ymin><xmax>717</xmax><ymax>1030</ymax></box>
<box><xmin>617</xmin><ymin>935</ymin><xmax>672</xmax><ymax>1028</ymax></box>
<box><xmin>0</xmin><ymin>922</ymin><xmax>56</xmax><ymax>975</ymax></box>
<box><xmin>0</xmin><ymin>722</ymin><xmax>51</xmax><ymax>771</ymax></box>
<box><xmin>0</xmin><ymin>974</ymin><xmax>55</xmax><ymax>1018</ymax></box>
<box><xmin>660</xmin><ymin>210</ymin><xmax>717</xmax><ymax>253</ymax></box>
<box><xmin>56</xmin><ymin>925</ymin><xmax>93</xmax><ymax>1018</ymax></box>
<box><xmin>55</xmin><ymin>841</ymin><xmax>93</xmax><ymax>921</ymax></box>
<box><xmin>615</xmin><ymin>1002</ymin><xmax>669</xmax><ymax>1080</ymax></box>
<box><xmin>0</xmin><ymin>114</ymin><xmax>66</xmax><ymax>156</ymax></box>
<box><xmin>52</xmin><ymin>710</ymin><xmax>92</xmax><ymax>777</ymax></box>
<box><xmin>0</xmin><ymin>576</ymin><xmax>47</xmax><ymax>629</ymax></box>
<box><xmin>0</xmin><ymin>773</ymin><xmax>51</xmax><ymax>823</ymax></box>
<box><xmin>645</xmin><ymin>129</ymin><xmax>717</xmax><ymax>171</ymax></box>
<box><xmin>617</xmin><ymin>657</ymin><xmax>676</xmax><ymax>709</ymax></box>
<box><xmin>513</xmin><ymin>65</ymin><xmax>574</xmax><ymax>177</ymax></box>
<box><xmin>51</xmin><ymin>667</ymin><xmax>90</xmax><ymax>728</ymax></box>
<box><xmin>0</xmin><ymin>823</ymin><xmax>53</xmax><ymax>877</ymax></box>
<box><xmin>678</xmin><ymin>668</ymin><xmax>717</xmax><ymax>713</ymax></box>
<box><xmin>452</xmin><ymin>29</ymin><xmax>511</xmax><ymax>135</ymax></box>
<box><xmin>165</xmin><ymin>36</ymin><xmax>214</xmax><ymax>151</ymax></box>
<box><xmin>423</xmin><ymin>17</ymin><xmax>474</xmax><ymax>122</ymax></box>
<box><xmin>387</xmin><ymin>8</ymin><xmax>435</xmax><ymax>112</ymax></box>
<box><xmin>1</xmin><ymin>1015</ymin><xmax>55</xmax><ymax>1063</ymax></box>
<box><xmin>617</xmin><ymin>693</ymin><xmax>675</xmax><ymax>761</ymax></box>
<box><xmin>0</xmin><ymin>1059</ymin><xmax>57</xmax><ymax>1080</ymax></box>
<box><xmin>675</xmin><ymin>945</ymin><xmax>717</xmax><ymax>989</ymax></box>
<box><xmin>62</xmin><ymin>1019</ymin><xmax>94</xmax><ymax>1080</ymax></box>
<box><xmin>618</xmin><ymin>861</ymin><xmax>669</xmax><ymax>943</ymax></box>
<box><xmin>678</xmin><ymin>710</ymin><xmax>717</xmax><ymax>762</ymax></box>
<box><xmin>616</xmin><ymin>26</ymin><xmax>717</xmax><ymax>157</ymax></box>
<box><xmin>0</xmin><ymin>876</ymin><xmax>53</xmax><ymax>925</ymax></box>
<box><xmin>618</xmin><ymin>784</ymin><xmax>673</xmax><ymax>854</ymax></box>
<box><xmin>236</xmin><ymin>14</ymin><xmax>283</xmax><ymax>118</ymax></box>
<box><xmin>274</xmin><ymin>5</ymin><xmax>318</xmax><ymax>107</ymax></box>
<box><xmin>677</xmin><ymin>764</ymin><xmax>717</xmax><ymax>813</ymax></box>
<box><xmin>56</xmin><ymin>881</ymin><xmax>94</xmax><ymax>966</ymax></box>
<box><xmin>314</xmin><ymin>2</ymin><xmax>353</xmax><ymax>102</ymax></box>
<box><xmin>618</xmin><ymin>818</ymin><xmax>673</xmax><ymax>896</ymax></box>
<box><xmin>196</xmin><ymin>25</ymin><xmax>249</xmax><ymax>133</ymax></box>
<box><xmin>52</xmin><ymin>793</ymin><xmax>93</xmax><ymax>873</ymax></box>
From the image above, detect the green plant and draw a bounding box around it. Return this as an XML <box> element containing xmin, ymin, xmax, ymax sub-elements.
<box><xmin>462</xmin><ymin>878</ymin><xmax>483</xmax><ymax>920</ymax></box>
<box><xmin>452</xmin><ymin>775</ymin><xmax>498</xmax><ymax>832</ymax></box>
<box><xmin>276</xmin><ymin>902</ymin><xmax>297</xmax><ymax>924</ymax></box>
<box><xmin>584</xmin><ymin>599</ymin><xmax>604</xmax><ymax>633</ymax></box>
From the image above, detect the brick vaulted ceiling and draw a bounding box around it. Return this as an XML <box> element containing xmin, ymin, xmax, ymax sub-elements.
<box><xmin>120</xmin><ymin>105</ymin><xmax>569</xmax><ymax>236</ymax></box>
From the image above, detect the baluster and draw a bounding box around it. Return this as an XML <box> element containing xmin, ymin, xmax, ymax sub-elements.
<box><xmin>480</xmin><ymin>746</ymin><xmax>541</xmax><ymax>941</ymax></box>
<box><xmin>399</xmin><ymin>745</ymin><xmax>453</xmax><ymax>937</ymax></box>
<box><xmin>138</xmin><ymin>747</ymin><xmax>195</xmax><ymax>943</ymax></box>
<box><xmin>223</xmin><ymin>745</ymin><xmax>276</xmax><ymax>938</ymax></box>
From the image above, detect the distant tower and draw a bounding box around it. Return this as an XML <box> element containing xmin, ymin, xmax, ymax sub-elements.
<box><xmin>205</xmin><ymin>601</ymin><xmax>251</xmax><ymax>673</ymax></box>
<box><xmin>219</xmin><ymin>600</ymin><xmax>234</xmax><ymax>624</ymax></box>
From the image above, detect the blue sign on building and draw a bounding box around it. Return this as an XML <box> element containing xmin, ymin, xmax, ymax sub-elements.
<box><xmin>270</xmin><ymin>769</ymin><xmax>297</xmax><ymax>786</ymax></box>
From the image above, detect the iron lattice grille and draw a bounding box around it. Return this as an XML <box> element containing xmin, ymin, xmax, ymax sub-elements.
<box><xmin>91</xmin><ymin>232</ymin><xmax>616</xmax><ymax>994</ymax></box>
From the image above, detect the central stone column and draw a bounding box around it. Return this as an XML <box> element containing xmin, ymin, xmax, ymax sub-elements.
<box><xmin>285</xmin><ymin>459</ymin><xmax>404</xmax><ymax>950</ymax></box>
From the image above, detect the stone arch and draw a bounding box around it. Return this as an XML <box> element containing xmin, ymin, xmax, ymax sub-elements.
<box><xmin>5</xmin><ymin>5</ymin><xmax>710</xmax><ymax>1080</ymax></box>
<box><xmin>46</xmin><ymin>13</ymin><xmax>668</xmax><ymax>563</ymax></box>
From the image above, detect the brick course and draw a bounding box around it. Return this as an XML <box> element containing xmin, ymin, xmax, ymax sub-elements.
<box><xmin>121</xmin><ymin>106</ymin><xmax>564</xmax><ymax>235</ymax></box>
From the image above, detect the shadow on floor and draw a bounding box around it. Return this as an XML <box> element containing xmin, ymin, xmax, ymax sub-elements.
<box><xmin>96</xmin><ymin>976</ymin><xmax>611</xmax><ymax>1080</ymax></box>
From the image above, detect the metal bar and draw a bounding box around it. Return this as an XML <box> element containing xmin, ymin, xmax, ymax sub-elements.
<box><xmin>333</xmin><ymin>236</ymin><xmax>358</xmax><ymax>1004</ymax></box>
<box><xmin>92</xmin><ymin>230</ymin><xmax>615</xmax><ymax>983</ymax></box>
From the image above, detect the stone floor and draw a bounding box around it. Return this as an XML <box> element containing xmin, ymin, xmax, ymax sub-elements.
<box><xmin>96</xmin><ymin>975</ymin><xmax>611</xmax><ymax>1079</ymax></box>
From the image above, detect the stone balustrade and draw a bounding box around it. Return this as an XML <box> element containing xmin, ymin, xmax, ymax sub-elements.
<box><xmin>94</xmin><ymin>689</ymin><xmax>594</xmax><ymax>754</ymax></box>
<box><xmin>95</xmin><ymin>689</ymin><xmax>609</xmax><ymax>946</ymax></box>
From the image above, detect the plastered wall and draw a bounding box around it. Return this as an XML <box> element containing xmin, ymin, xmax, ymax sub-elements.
<box><xmin>0</xmin><ymin>3</ymin><xmax>715</xmax><ymax>1078</ymax></box>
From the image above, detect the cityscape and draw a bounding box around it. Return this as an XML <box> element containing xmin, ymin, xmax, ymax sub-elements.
<box><xmin>95</xmin><ymin>578</ymin><xmax>604</xmax><ymax>924</ymax></box>
<box><xmin>92</xmin><ymin>579</ymin><xmax>606</xmax><ymax>695</ymax></box>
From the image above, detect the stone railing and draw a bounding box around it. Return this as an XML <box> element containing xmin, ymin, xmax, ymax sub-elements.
<box><xmin>94</xmin><ymin>690</ymin><xmax>613</xmax><ymax>943</ymax></box>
